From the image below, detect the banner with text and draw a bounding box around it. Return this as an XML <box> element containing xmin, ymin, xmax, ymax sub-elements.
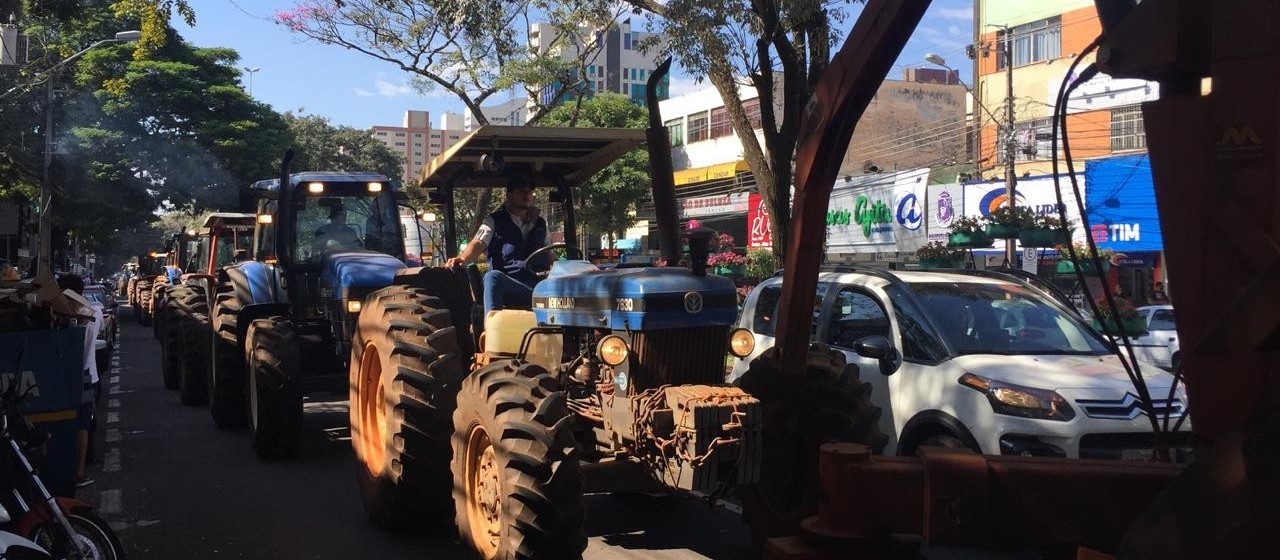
<box><xmin>926</xmin><ymin>182</ymin><xmax>964</xmax><ymax>244</ymax></box>
<box><xmin>678</xmin><ymin>192</ymin><xmax>749</xmax><ymax>219</ymax></box>
<box><xmin>747</xmin><ymin>193</ymin><xmax>772</xmax><ymax>248</ymax></box>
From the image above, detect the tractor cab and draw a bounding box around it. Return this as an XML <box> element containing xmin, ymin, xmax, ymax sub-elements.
<box><xmin>191</xmin><ymin>212</ymin><xmax>256</xmax><ymax>274</ymax></box>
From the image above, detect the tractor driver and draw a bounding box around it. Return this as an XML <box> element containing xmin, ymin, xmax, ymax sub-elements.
<box><xmin>446</xmin><ymin>178</ymin><xmax>548</xmax><ymax>314</ymax></box>
<box><xmin>312</xmin><ymin>203</ymin><xmax>362</xmax><ymax>257</ymax></box>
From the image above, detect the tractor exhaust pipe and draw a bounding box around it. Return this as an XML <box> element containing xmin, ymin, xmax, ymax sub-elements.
<box><xmin>645</xmin><ymin>58</ymin><xmax>682</xmax><ymax>265</ymax></box>
<box><xmin>686</xmin><ymin>228</ymin><xmax>713</xmax><ymax>277</ymax></box>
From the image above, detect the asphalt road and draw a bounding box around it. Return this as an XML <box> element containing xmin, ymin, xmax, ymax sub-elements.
<box><xmin>83</xmin><ymin>308</ymin><xmax>755</xmax><ymax>559</ymax></box>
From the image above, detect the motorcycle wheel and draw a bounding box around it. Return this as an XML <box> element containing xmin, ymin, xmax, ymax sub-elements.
<box><xmin>31</xmin><ymin>510</ymin><xmax>125</xmax><ymax>560</ymax></box>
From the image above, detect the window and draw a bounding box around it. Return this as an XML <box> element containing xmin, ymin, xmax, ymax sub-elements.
<box><xmin>414</xmin><ymin>142</ymin><xmax>422</xmax><ymax>147</ymax></box>
<box><xmin>395</xmin><ymin>132</ymin><xmax>406</xmax><ymax>137</ymax></box>
<box><xmin>1111</xmin><ymin>106</ymin><xmax>1147</xmax><ymax>151</ymax></box>
<box><xmin>449</xmin><ymin>135</ymin><xmax>459</xmax><ymax>139</ymax></box>
<box><xmin>375</xmin><ymin>131</ymin><xmax>387</xmax><ymax>136</ymax></box>
<box><xmin>742</xmin><ymin>98</ymin><xmax>763</xmax><ymax>130</ymax></box>
<box><xmin>414</xmin><ymin>133</ymin><xmax>423</xmax><ymax>137</ymax></box>
<box><xmin>1148</xmin><ymin>309</ymin><xmax>1176</xmax><ymax>331</ymax></box>
<box><xmin>997</xmin><ymin>16</ymin><xmax>1062</xmax><ymax>69</ymax></box>
<box><xmin>1005</xmin><ymin>118</ymin><xmax>1053</xmax><ymax>162</ymax></box>
<box><xmin>709</xmin><ymin>107</ymin><xmax>732</xmax><ymax>139</ymax></box>
<box><xmin>886</xmin><ymin>286</ymin><xmax>947</xmax><ymax>362</ymax></box>
<box><xmin>665</xmin><ymin>118</ymin><xmax>684</xmax><ymax>147</ymax></box>
<box><xmin>394</xmin><ymin>141</ymin><xmax>406</xmax><ymax>146</ymax></box>
<box><xmin>687</xmin><ymin>111</ymin><xmax>709</xmax><ymax>143</ymax></box>
<box><xmin>588</xmin><ymin>66</ymin><xmax>595</xmax><ymax>76</ymax></box>
<box><xmin>639</xmin><ymin>69</ymin><xmax>645</xmax><ymax>80</ymax></box>
<box><xmin>826</xmin><ymin>288</ymin><xmax>891</xmax><ymax>349</ymax></box>
<box><xmin>597</xmin><ymin>81</ymin><xmax>604</xmax><ymax>93</ymax></box>
<box><xmin>910</xmin><ymin>282</ymin><xmax>1110</xmax><ymax>356</ymax></box>
<box><xmin>751</xmin><ymin>284</ymin><xmax>828</xmax><ymax>339</ymax></box>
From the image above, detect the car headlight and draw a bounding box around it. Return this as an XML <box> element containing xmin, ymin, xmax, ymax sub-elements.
<box><xmin>959</xmin><ymin>373</ymin><xmax>1075</xmax><ymax>422</ymax></box>
<box><xmin>728</xmin><ymin>328</ymin><xmax>755</xmax><ymax>358</ymax></box>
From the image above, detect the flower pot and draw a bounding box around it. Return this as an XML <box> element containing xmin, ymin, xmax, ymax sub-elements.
<box><xmin>918</xmin><ymin>258</ymin><xmax>962</xmax><ymax>269</ymax></box>
<box><xmin>1055</xmin><ymin>260</ymin><xmax>1110</xmax><ymax>275</ymax></box>
<box><xmin>947</xmin><ymin>232</ymin><xmax>994</xmax><ymax>248</ymax></box>
<box><xmin>985</xmin><ymin>223</ymin><xmax>1022</xmax><ymax>239</ymax></box>
<box><xmin>1018</xmin><ymin>227</ymin><xmax>1070</xmax><ymax>248</ymax></box>
<box><xmin>1093</xmin><ymin>316</ymin><xmax>1149</xmax><ymax>336</ymax></box>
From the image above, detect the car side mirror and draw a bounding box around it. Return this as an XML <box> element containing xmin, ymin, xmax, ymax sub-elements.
<box><xmin>853</xmin><ymin>335</ymin><xmax>901</xmax><ymax>376</ymax></box>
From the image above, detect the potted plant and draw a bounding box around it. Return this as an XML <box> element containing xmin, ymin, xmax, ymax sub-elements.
<box><xmin>744</xmin><ymin>248</ymin><xmax>778</xmax><ymax>282</ymax></box>
<box><xmin>1055</xmin><ymin>241</ymin><xmax>1115</xmax><ymax>274</ymax></box>
<box><xmin>984</xmin><ymin>205</ymin><xmax>1035</xmax><ymax>239</ymax></box>
<box><xmin>915</xmin><ymin>242</ymin><xmax>967</xmax><ymax>269</ymax></box>
<box><xmin>947</xmin><ymin>216</ymin><xmax>994</xmax><ymax>248</ymax></box>
<box><xmin>1019</xmin><ymin>214</ymin><xmax>1073</xmax><ymax>247</ymax></box>
<box><xmin>1091</xmin><ymin>295</ymin><xmax>1148</xmax><ymax>336</ymax></box>
<box><xmin>708</xmin><ymin>250</ymin><xmax>747</xmax><ymax>276</ymax></box>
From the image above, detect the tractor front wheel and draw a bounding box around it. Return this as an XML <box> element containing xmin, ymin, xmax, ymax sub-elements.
<box><xmin>734</xmin><ymin>346</ymin><xmax>888</xmax><ymax>545</ymax></box>
<box><xmin>179</xmin><ymin>311</ymin><xmax>211</xmax><ymax>406</ymax></box>
<box><xmin>246</xmin><ymin>316</ymin><xmax>303</xmax><ymax>460</ymax></box>
<box><xmin>350</xmin><ymin>286</ymin><xmax>463</xmax><ymax>529</ymax></box>
<box><xmin>451</xmin><ymin>360</ymin><xmax>585</xmax><ymax>560</ymax></box>
<box><xmin>159</xmin><ymin>285</ymin><xmax>192</xmax><ymax>390</ymax></box>
<box><xmin>209</xmin><ymin>279</ymin><xmax>247</xmax><ymax>430</ymax></box>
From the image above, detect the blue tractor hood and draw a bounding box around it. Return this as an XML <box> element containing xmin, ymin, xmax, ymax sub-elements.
<box><xmin>532</xmin><ymin>265</ymin><xmax>737</xmax><ymax>330</ymax></box>
<box><xmin>321</xmin><ymin>251</ymin><xmax>406</xmax><ymax>295</ymax></box>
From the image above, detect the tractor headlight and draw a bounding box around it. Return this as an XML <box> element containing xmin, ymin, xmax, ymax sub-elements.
<box><xmin>959</xmin><ymin>373</ymin><xmax>1075</xmax><ymax>422</ymax></box>
<box><xmin>307</xmin><ymin>182</ymin><xmax>325</xmax><ymax>194</ymax></box>
<box><xmin>728</xmin><ymin>328</ymin><xmax>755</xmax><ymax>358</ymax></box>
<box><xmin>367</xmin><ymin>182</ymin><xmax>383</xmax><ymax>193</ymax></box>
<box><xmin>256</xmin><ymin>213</ymin><xmax>273</xmax><ymax>224</ymax></box>
<box><xmin>347</xmin><ymin>300</ymin><xmax>362</xmax><ymax>313</ymax></box>
<box><xmin>597</xmin><ymin>335</ymin><xmax>629</xmax><ymax>366</ymax></box>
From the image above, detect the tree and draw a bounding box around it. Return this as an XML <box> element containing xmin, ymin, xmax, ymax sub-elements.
<box><xmin>273</xmin><ymin>0</ymin><xmax>628</xmax><ymax>232</ymax></box>
<box><xmin>283</xmin><ymin>112</ymin><xmax>404</xmax><ymax>180</ymax></box>
<box><xmin>540</xmin><ymin>93</ymin><xmax>650</xmax><ymax>249</ymax></box>
<box><xmin>626</xmin><ymin>0</ymin><xmax>857</xmax><ymax>259</ymax></box>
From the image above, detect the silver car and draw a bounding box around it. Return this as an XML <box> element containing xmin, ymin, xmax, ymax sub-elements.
<box><xmin>1128</xmin><ymin>305</ymin><xmax>1179</xmax><ymax>371</ymax></box>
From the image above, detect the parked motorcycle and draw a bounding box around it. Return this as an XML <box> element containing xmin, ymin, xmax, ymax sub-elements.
<box><xmin>0</xmin><ymin>520</ymin><xmax>54</xmax><ymax>560</ymax></box>
<box><xmin>0</xmin><ymin>383</ymin><xmax>124</xmax><ymax>560</ymax></box>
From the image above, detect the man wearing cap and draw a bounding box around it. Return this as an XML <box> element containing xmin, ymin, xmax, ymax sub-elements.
<box><xmin>447</xmin><ymin>179</ymin><xmax>548</xmax><ymax>314</ymax></box>
<box><xmin>312</xmin><ymin>203</ymin><xmax>361</xmax><ymax>257</ymax></box>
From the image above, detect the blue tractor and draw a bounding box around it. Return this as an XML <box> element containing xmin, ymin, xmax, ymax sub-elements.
<box><xmin>343</xmin><ymin>126</ymin><xmax>767</xmax><ymax>559</ymax></box>
<box><xmin>206</xmin><ymin>162</ymin><xmax>411</xmax><ymax>460</ymax></box>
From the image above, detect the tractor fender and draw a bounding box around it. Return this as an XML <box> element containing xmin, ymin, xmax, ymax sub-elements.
<box><xmin>220</xmin><ymin>261</ymin><xmax>281</xmax><ymax>306</ymax></box>
<box><xmin>896</xmin><ymin>410</ymin><xmax>983</xmax><ymax>456</ymax></box>
<box><xmin>236</xmin><ymin>303</ymin><xmax>292</xmax><ymax>360</ymax></box>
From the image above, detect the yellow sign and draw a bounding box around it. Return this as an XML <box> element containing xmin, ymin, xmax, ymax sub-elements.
<box><xmin>672</xmin><ymin>161</ymin><xmax>749</xmax><ymax>187</ymax></box>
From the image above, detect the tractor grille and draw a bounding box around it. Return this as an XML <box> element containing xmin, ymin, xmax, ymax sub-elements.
<box><xmin>630</xmin><ymin>326</ymin><xmax>729</xmax><ymax>390</ymax></box>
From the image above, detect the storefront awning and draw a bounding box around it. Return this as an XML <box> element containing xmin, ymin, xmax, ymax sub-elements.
<box><xmin>672</xmin><ymin>161</ymin><xmax>750</xmax><ymax>187</ymax></box>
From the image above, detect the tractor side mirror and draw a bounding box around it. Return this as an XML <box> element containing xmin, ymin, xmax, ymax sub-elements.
<box><xmin>853</xmin><ymin>335</ymin><xmax>901</xmax><ymax>376</ymax></box>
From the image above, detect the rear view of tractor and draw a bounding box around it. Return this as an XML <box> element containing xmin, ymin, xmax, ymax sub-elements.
<box><xmin>159</xmin><ymin>213</ymin><xmax>255</xmax><ymax>405</ymax></box>
<box><xmin>344</xmin><ymin>126</ymin><xmax>837</xmax><ymax>559</ymax></box>
<box><xmin>129</xmin><ymin>251</ymin><xmax>164</xmax><ymax>326</ymax></box>
<box><xmin>209</xmin><ymin>166</ymin><xmax>408</xmax><ymax>460</ymax></box>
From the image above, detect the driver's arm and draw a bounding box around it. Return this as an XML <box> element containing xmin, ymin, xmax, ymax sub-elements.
<box><xmin>446</xmin><ymin>218</ymin><xmax>493</xmax><ymax>268</ymax></box>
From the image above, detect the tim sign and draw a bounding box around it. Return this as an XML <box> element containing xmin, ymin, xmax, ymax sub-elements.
<box><xmin>748</xmin><ymin>193</ymin><xmax>772</xmax><ymax>248</ymax></box>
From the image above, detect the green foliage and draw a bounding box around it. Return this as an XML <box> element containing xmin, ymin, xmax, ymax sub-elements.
<box><xmin>111</xmin><ymin>0</ymin><xmax>196</xmax><ymax>58</ymax></box>
<box><xmin>284</xmin><ymin>113</ymin><xmax>404</xmax><ymax>180</ymax></box>
<box><xmin>745</xmin><ymin>248</ymin><xmax>777</xmax><ymax>280</ymax></box>
<box><xmin>915</xmin><ymin>241</ymin><xmax>966</xmax><ymax>261</ymax></box>
<box><xmin>539</xmin><ymin>93</ymin><xmax>650</xmax><ymax>245</ymax></box>
<box><xmin>986</xmin><ymin>205</ymin><xmax>1036</xmax><ymax>228</ymax></box>
<box><xmin>948</xmin><ymin>215</ymin><xmax>985</xmax><ymax>234</ymax></box>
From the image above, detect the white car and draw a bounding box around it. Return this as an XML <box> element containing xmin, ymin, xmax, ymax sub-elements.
<box><xmin>1127</xmin><ymin>305</ymin><xmax>1179</xmax><ymax>371</ymax></box>
<box><xmin>730</xmin><ymin>266</ymin><xmax>1191</xmax><ymax>460</ymax></box>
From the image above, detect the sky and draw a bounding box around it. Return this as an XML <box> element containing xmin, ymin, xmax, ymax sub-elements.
<box><xmin>175</xmin><ymin>0</ymin><xmax>975</xmax><ymax>131</ymax></box>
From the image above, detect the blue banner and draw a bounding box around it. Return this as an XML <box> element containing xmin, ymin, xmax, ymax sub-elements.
<box><xmin>1084</xmin><ymin>154</ymin><xmax>1163</xmax><ymax>253</ymax></box>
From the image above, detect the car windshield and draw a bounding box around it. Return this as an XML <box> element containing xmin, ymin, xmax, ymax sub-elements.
<box><xmin>910</xmin><ymin>282</ymin><xmax>1110</xmax><ymax>356</ymax></box>
<box><xmin>295</xmin><ymin>193</ymin><xmax>403</xmax><ymax>263</ymax></box>
<box><xmin>1148</xmin><ymin>308</ymin><xmax>1176</xmax><ymax>331</ymax></box>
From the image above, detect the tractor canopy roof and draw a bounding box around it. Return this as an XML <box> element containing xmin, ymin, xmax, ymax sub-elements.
<box><xmin>417</xmin><ymin>125</ymin><xmax>647</xmax><ymax>190</ymax></box>
<box><xmin>201</xmin><ymin>212</ymin><xmax>257</xmax><ymax>231</ymax></box>
<box><xmin>250</xmin><ymin>171</ymin><xmax>399</xmax><ymax>194</ymax></box>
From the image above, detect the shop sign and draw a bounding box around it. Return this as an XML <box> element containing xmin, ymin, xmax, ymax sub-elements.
<box><xmin>678</xmin><ymin>192</ymin><xmax>749</xmax><ymax>218</ymax></box>
<box><xmin>1083</xmin><ymin>154</ymin><xmax>1163</xmax><ymax>252</ymax></box>
<box><xmin>828</xmin><ymin>178</ymin><xmax>896</xmax><ymax>252</ymax></box>
<box><xmin>926</xmin><ymin>183</ymin><xmax>964</xmax><ymax>244</ymax></box>
<box><xmin>747</xmin><ymin>193</ymin><xmax>772</xmax><ymax>248</ymax></box>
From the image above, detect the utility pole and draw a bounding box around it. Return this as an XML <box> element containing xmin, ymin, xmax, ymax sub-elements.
<box><xmin>1001</xmin><ymin>26</ymin><xmax>1018</xmax><ymax>266</ymax></box>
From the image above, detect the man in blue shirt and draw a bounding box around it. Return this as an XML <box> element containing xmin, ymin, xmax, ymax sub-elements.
<box><xmin>446</xmin><ymin>179</ymin><xmax>548</xmax><ymax>314</ymax></box>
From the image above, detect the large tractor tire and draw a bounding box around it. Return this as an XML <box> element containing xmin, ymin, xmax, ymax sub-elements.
<box><xmin>151</xmin><ymin>275</ymin><xmax>171</xmax><ymax>339</ymax></box>
<box><xmin>161</xmin><ymin>285</ymin><xmax>203</xmax><ymax>392</ymax></box>
<box><xmin>451</xmin><ymin>360</ymin><xmax>585</xmax><ymax>560</ymax></box>
<box><xmin>350</xmin><ymin>286</ymin><xmax>464</xmax><ymax>530</ymax></box>
<box><xmin>734</xmin><ymin>346</ymin><xmax>888</xmax><ymax>545</ymax></box>
<box><xmin>135</xmin><ymin>280</ymin><xmax>153</xmax><ymax>326</ymax></box>
<box><xmin>246</xmin><ymin>316</ymin><xmax>303</xmax><ymax>460</ymax></box>
<box><xmin>209</xmin><ymin>278</ymin><xmax>248</xmax><ymax>430</ymax></box>
<box><xmin>176</xmin><ymin>288</ymin><xmax>211</xmax><ymax>406</ymax></box>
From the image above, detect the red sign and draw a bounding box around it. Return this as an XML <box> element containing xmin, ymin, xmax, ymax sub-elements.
<box><xmin>748</xmin><ymin>193</ymin><xmax>772</xmax><ymax>248</ymax></box>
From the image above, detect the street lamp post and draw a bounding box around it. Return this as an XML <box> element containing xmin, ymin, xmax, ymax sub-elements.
<box><xmin>37</xmin><ymin>30</ymin><xmax>141</xmax><ymax>280</ymax></box>
<box><xmin>243</xmin><ymin>66</ymin><xmax>260</xmax><ymax>96</ymax></box>
<box><xmin>924</xmin><ymin>53</ymin><xmax>1006</xmax><ymax>174</ymax></box>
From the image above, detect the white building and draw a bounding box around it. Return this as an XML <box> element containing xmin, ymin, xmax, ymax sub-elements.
<box><xmin>528</xmin><ymin>19</ymin><xmax>669</xmax><ymax>109</ymax></box>
<box><xmin>465</xmin><ymin>97</ymin><xmax>529</xmax><ymax>129</ymax></box>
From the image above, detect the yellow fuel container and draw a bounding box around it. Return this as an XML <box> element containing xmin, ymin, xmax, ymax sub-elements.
<box><xmin>484</xmin><ymin>310</ymin><xmax>539</xmax><ymax>356</ymax></box>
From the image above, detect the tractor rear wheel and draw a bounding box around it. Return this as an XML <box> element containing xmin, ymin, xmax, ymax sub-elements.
<box><xmin>246</xmin><ymin>316</ymin><xmax>303</xmax><ymax>460</ymax></box>
<box><xmin>451</xmin><ymin>360</ymin><xmax>585</xmax><ymax>560</ymax></box>
<box><xmin>136</xmin><ymin>281</ymin><xmax>152</xmax><ymax>326</ymax></box>
<box><xmin>209</xmin><ymin>278</ymin><xmax>248</xmax><ymax>430</ymax></box>
<box><xmin>350</xmin><ymin>286</ymin><xmax>463</xmax><ymax>529</ymax></box>
<box><xmin>159</xmin><ymin>285</ymin><xmax>194</xmax><ymax>390</ymax></box>
<box><xmin>151</xmin><ymin>275</ymin><xmax>170</xmax><ymax>339</ymax></box>
<box><xmin>176</xmin><ymin>287</ymin><xmax>211</xmax><ymax>406</ymax></box>
<box><xmin>734</xmin><ymin>346</ymin><xmax>888</xmax><ymax>545</ymax></box>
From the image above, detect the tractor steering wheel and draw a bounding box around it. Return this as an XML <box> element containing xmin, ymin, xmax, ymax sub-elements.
<box><xmin>524</xmin><ymin>243</ymin><xmax>582</xmax><ymax>276</ymax></box>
